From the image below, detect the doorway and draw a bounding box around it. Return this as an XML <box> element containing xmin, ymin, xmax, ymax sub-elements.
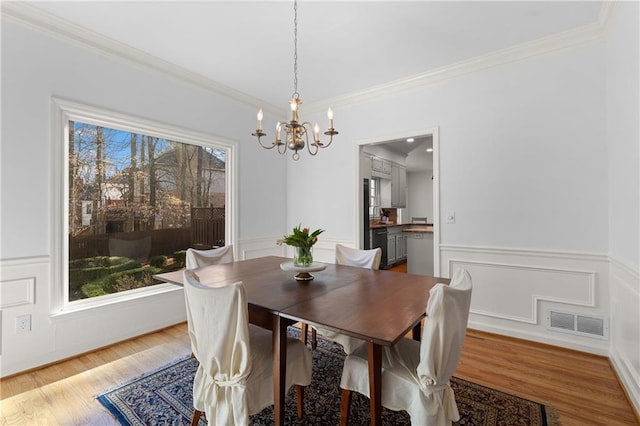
<box><xmin>355</xmin><ymin>127</ymin><xmax>440</xmax><ymax>276</ymax></box>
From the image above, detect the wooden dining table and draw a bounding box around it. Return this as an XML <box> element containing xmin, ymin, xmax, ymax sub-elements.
<box><xmin>154</xmin><ymin>255</ymin><xmax>447</xmax><ymax>425</ymax></box>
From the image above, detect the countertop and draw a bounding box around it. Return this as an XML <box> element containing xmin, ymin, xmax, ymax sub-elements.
<box><xmin>369</xmin><ymin>222</ymin><xmax>434</xmax><ymax>233</ymax></box>
<box><xmin>402</xmin><ymin>226</ymin><xmax>434</xmax><ymax>234</ymax></box>
<box><xmin>369</xmin><ymin>222</ymin><xmax>413</xmax><ymax>229</ymax></box>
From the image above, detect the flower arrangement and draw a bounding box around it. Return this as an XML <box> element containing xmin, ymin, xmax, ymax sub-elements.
<box><xmin>278</xmin><ymin>225</ymin><xmax>325</xmax><ymax>266</ymax></box>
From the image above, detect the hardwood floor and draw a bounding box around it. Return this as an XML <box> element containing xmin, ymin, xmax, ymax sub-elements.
<box><xmin>1</xmin><ymin>273</ymin><xmax>638</xmax><ymax>425</ymax></box>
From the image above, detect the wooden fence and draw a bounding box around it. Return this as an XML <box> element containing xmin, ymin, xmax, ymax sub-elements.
<box><xmin>70</xmin><ymin>228</ymin><xmax>192</xmax><ymax>260</ymax></box>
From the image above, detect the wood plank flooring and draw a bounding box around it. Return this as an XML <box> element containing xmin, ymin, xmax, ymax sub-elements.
<box><xmin>1</xmin><ymin>265</ymin><xmax>638</xmax><ymax>425</ymax></box>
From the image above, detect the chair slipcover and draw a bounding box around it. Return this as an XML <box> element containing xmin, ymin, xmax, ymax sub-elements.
<box><xmin>335</xmin><ymin>244</ymin><xmax>382</xmax><ymax>270</ymax></box>
<box><xmin>183</xmin><ymin>270</ymin><xmax>312</xmax><ymax>425</ymax></box>
<box><xmin>312</xmin><ymin>245</ymin><xmax>383</xmax><ymax>354</ymax></box>
<box><xmin>340</xmin><ymin>269</ymin><xmax>473</xmax><ymax>425</ymax></box>
<box><xmin>186</xmin><ymin>245</ymin><xmax>234</xmax><ymax>269</ymax></box>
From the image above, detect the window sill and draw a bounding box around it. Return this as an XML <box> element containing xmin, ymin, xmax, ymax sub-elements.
<box><xmin>50</xmin><ymin>283</ymin><xmax>182</xmax><ymax>320</ymax></box>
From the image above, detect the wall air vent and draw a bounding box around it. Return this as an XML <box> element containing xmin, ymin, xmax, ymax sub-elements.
<box><xmin>547</xmin><ymin>310</ymin><xmax>608</xmax><ymax>339</ymax></box>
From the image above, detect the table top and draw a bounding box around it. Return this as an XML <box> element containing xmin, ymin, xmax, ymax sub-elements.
<box><xmin>155</xmin><ymin>256</ymin><xmax>448</xmax><ymax>347</ymax></box>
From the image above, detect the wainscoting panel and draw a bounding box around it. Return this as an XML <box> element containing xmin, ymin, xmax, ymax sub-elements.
<box><xmin>0</xmin><ymin>256</ymin><xmax>186</xmax><ymax>377</ymax></box>
<box><xmin>0</xmin><ymin>277</ymin><xmax>36</xmax><ymax>309</ymax></box>
<box><xmin>609</xmin><ymin>257</ymin><xmax>640</xmax><ymax>414</ymax></box>
<box><xmin>448</xmin><ymin>260</ymin><xmax>595</xmax><ymax>324</ymax></box>
<box><xmin>440</xmin><ymin>245</ymin><xmax>610</xmax><ymax>355</ymax></box>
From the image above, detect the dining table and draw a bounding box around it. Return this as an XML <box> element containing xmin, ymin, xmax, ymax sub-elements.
<box><xmin>154</xmin><ymin>255</ymin><xmax>448</xmax><ymax>426</ymax></box>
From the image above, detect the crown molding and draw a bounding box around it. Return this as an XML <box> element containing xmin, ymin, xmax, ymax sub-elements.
<box><xmin>3</xmin><ymin>1</ymin><xmax>614</xmax><ymax>115</ymax></box>
<box><xmin>1</xmin><ymin>2</ymin><xmax>280</xmax><ymax>114</ymax></box>
<box><xmin>307</xmin><ymin>7</ymin><xmax>612</xmax><ymax>112</ymax></box>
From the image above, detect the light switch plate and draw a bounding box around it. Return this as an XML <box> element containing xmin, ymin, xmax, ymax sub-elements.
<box><xmin>446</xmin><ymin>212</ymin><xmax>456</xmax><ymax>224</ymax></box>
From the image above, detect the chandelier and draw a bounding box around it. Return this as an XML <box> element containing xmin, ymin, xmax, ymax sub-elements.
<box><xmin>251</xmin><ymin>0</ymin><xmax>338</xmax><ymax>161</ymax></box>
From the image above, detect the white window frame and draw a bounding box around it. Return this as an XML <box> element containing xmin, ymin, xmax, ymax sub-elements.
<box><xmin>51</xmin><ymin>97</ymin><xmax>238</xmax><ymax>313</ymax></box>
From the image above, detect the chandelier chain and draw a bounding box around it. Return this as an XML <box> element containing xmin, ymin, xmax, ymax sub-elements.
<box><xmin>293</xmin><ymin>0</ymin><xmax>298</xmax><ymax>98</ymax></box>
<box><xmin>251</xmin><ymin>0</ymin><xmax>338</xmax><ymax>160</ymax></box>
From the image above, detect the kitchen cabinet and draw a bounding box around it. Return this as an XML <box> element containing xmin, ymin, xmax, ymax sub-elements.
<box><xmin>386</xmin><ymin>226</ymin><xmax>407</xmax><ymax>267</ymax></box>
<box><xmin>362</xmin><ymin>154</ymin><xmax>372</xmax><ymax>179</ymax></box>
<box><xmin>391</xmin><ymin>164</ymin><xmax>407</xmax><ymax>208</ymax></box>
<box><xmin>371</xmin><ymin>156</ymin><xmax>392</xmax><ymax>176</ymax></box>
<box><xmin>387</xmin><ymin>234</ymin><xmax>396</xmax><ymax>264</ymax></box>
<box><xmin>395</xmin><ymin>233</ymin><xmax>406</xmax><ymax>260</ymax></box>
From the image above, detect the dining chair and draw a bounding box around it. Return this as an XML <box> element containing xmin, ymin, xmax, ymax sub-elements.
<box><xmin>183</xmin><ymin>270</ymin><xmax>313</xmax><ymax>425</ymax></box>
<box><xmin>301</xmin><ymin>244</ymin><xmax>382</xmax><ymax>352</ymax></box>
<box><xmin>185</xmin><ymin>245</ymin><xmax>234</xmax><ymax>269</ymax></box>
<box><xmin>411</xmin><ymin>216</ymin><xmax>428</xmax><ymax>224</ymax></box>
<box><xmin>339</xmin><ymin>269</ymin><xmax>473</xmax><ymax>426</ymax></box>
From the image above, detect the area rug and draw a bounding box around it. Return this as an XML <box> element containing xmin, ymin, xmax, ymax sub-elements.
<box><xmin>98</xmin><ymin>328</ymin><xmax>559</xmax><ymax>425</ymax></box>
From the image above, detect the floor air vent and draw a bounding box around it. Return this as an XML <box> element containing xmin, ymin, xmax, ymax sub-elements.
<box><xmin>547</xmin><ymin>310</ymin><xmax>608</xmax><ymax>339</ymax></box>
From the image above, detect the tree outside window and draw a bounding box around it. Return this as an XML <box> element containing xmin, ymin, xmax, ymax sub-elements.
<box><xmin>68</xmin><ymin>121</ymin><xmax>227</xmax><ymax>301</ymax></box>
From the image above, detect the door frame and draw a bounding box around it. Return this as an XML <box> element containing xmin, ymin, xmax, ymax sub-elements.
<box><xmin>354</xmin><ymin>126</ymin><xmax>441</xmax><ymax>276</ymax></box>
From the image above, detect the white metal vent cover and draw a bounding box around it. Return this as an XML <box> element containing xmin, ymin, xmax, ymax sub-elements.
<box><xmin>547</xmin><ymin>309</ymin><xmax>609</xmax><ymax>340</ymax></box>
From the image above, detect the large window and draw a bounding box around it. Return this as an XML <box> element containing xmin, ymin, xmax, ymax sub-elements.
<box><xmin>54</xmin><ymin>99</ymin><xmax>235</xmax><ymax>307</ymax></box>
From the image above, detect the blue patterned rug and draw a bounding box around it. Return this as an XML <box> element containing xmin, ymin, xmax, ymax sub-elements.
<box><xmin>98</xmin><ymin>328</ymin><xmax>559</xmax><ymax>425</ymax></box>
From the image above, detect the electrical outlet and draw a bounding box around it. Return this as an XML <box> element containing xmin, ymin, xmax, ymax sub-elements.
<box><xmin>446</xmin><ymin>212</ymin><xmax>456</xmax><ymax>224</ymax></box>
<box><xmin>16</xmin><ymin>314</ymin><xmax>31</xmax><ymax>334</ymax></box>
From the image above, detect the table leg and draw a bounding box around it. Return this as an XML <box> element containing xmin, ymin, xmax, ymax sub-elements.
<box><xmin>412</xmin><ymin>320</ymin><xmax>422</xmax><ymax>341</ymax></box>
<box><xmin>273</xmin><ymin>315</ymin><xmax>287</xmax><ymax>426</ymax></box>
<box><xmin>367</xmin><ymin>342</ymin><xmax>382</xmax><ymax>426</ymax></box>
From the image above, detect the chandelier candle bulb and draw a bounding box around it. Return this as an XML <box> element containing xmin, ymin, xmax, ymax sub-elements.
<box><xmin>327</xmin><ymin>108</ymin><xmax>334</xmax><ymax>128</ymax></box>
<box><xmin>257</xmin><ymin>109</ymin><xmax>263</xmax><ymax>131</ymax></box>
<box><xmin>313</xmin><ymin>124</ymin><xmax>319</xmax><ymax>141</ymax></box>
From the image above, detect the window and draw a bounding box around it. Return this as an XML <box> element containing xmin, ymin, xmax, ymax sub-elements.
<box><xmin>369</xmin><ymin>177</ymin><xmax>381</xmax><ymax>217</ymax></box>
<box><xmin>53</xmin><ymin>99</ymin><xmax>236</xmax><ymax>308</ymax></box>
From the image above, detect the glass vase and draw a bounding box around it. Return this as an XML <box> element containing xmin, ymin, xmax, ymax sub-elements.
<box><xmin>293</xmin><ymin>246</ymin><xmax>313</xmax><ymax>267</ymax></box>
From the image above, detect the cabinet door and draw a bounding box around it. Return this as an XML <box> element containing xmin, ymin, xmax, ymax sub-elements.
<box><xmin>395</xmin><ymin>234</ymin><xmax>406</xmax><ymax>259</ymax></box>
<box><xmin>398</xmin><ymin>166</ymin><xmax>407</xmax><ymax>207</ymax></box>
<box><xmin>387</xmin><ymin>235</ymin><xmax>396</xmax><ymax>263</ymax></box>
<box><xmin>362</xmin><ymin>155</ymin><xmax>372</xmax><ymax>179</ymax></box>
<box><xmin>371</xmin><ymin>157</ymin><xmax>383</xmax><ymax>172</ymax></box>
<box><xmin>390</xmin><ymin>165</ymin><xmax>399</xmax><ymax>207</ymax></box>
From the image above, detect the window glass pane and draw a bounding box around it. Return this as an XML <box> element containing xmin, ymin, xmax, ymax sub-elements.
<box><xmin>68</xmin><ymin>121</ymin><xmax>226</xmax><ymax>301</ymax></box>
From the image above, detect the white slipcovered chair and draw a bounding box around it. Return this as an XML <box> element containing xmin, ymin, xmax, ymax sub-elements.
<box><xmin>301</xmin><ymin>244</ymin><xmax>382</xmax><ymax>353</ymax></box>
<box><xmin>183</xmin><ymin>270</ymin><xmax>313</xmax><ymax>425</ymax></box>
<box><xmin>335</xmin><ymin>244</ymin><xmax>382</xmax><ymax>270</ymax></box>
<box><xmin>185</xmin><ymin>245</ymin><xmax>234</xmax><ymax>269</ymax></box>
<box><xmin>339</xmin><ymin>269</ymin><xmax>473</xmax><ymax>426</ymax></box>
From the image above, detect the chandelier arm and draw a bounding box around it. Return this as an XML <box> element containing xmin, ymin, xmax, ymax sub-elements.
<box><xmin>254</xmin><ymin>134</ymin><xmax>278</xmax><ymax>150</ymax></box>
<box><xmin>276</xmin><ymin>140</ymin><xmax>287</xmax><ymax>155</ymax></box>
<box><xmin>321</xmin><ymin>134</ymin><xmax>335</xmax><ymax>149</ymax></box>
<box><xmin>302</xmin><ymin>125</ymin><xmax>319</xmax><ymax>156</ymax></box>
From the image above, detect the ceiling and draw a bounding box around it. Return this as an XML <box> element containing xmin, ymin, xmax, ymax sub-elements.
<box><xmin>23</xmin><ymin>1</ymin><xmax>605</xmax><ymax>110</ymax></box>
<box><xmin>16</xmin><ymin>1</ymin><xmax>605</xmax><ymax>173</ymax></box>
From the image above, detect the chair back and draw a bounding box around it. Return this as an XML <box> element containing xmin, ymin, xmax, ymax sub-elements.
<box><xmin>335</xmin><ymin>244</ymin><xmax>382</xmax><ymax>270</ymax></box>
<box><xmin>186</xmin><ymin>245</ymin><xmax>234</xmax><ymax>269</ymax></box>
<box><xmin>417</xmin><ymin>268</ymin><xmax>472</xmax><ymax>391</ymax></box>
<box><xmin>183</xmin><ymin>270</ymin><xmax>252</xmax><ymax>424</ymax></box>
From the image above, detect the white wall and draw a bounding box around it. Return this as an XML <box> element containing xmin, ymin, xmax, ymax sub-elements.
<box><xmin>0</xmin><ymin>19</ymin><xmax>287</xmax><ymax>375</ymax></box>
<box><xmin>605</xmin><ymin>1</ymin><xmax>640</xmax><ymax>412</ymax></box>
<box><xmin>407</xmin><ymin>170</ymin><xmax>433</xmax><ymax>223</ymax></box>
<box><xmin>288</xmin><ymin>31</ymin><xmax>616</xmax><ymax>354</ymax></box>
